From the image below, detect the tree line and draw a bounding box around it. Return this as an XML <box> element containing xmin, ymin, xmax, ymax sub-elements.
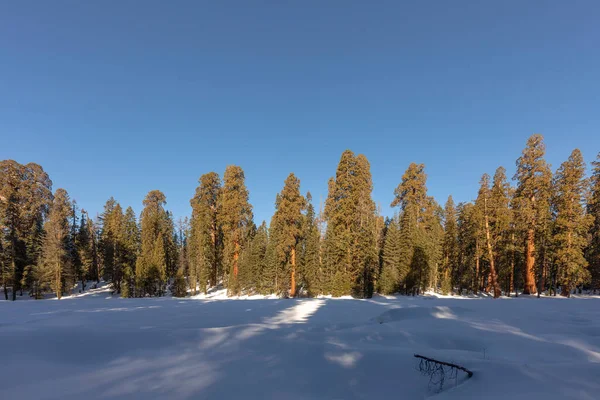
<box><xmin>1</xmin><ymin>134</ymin><xmax>599</xmax><ymax>300</ymax></box>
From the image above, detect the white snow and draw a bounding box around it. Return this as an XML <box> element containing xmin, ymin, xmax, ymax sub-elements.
<box><xmin>1</xmin><ymin>292</ymin><xmax>600</xmax><ymax>399</ymax></box>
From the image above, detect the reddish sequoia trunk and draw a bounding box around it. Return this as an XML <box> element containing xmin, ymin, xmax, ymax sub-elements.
<box><xmin>233</xmin><ymin>241</ymin><xmax>239</xmax><ymax>277</ymax></box>
<box><xmin>523</xmin><ymin>229</ymin><xmax>537</xmax><ymax>294</ymax></box>
<box><xmin>290</xmin><ymin>246</ymin><xmax>296</xmax><ymax>297</ymax></box>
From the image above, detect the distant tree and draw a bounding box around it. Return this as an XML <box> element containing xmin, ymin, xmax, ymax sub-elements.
<box><xmin>120</xmin><ymin>206</ymin><xmax>140</xmax><ymax>298</ymax></box>
<box><xmin>189</xmin><ymin>172</ymin><xmax>223</xmax><ymax>294</ymax></box>
<box><xmin>587</xmin><ymin>153</ymin><xmax>600</xmax><ymax>290</ymax></box>
<box><xmin>39</xmin><ymin>189</ymin><xmax>74</xmax><ymax>299</ymax></box>
<box><xmin>380</xmin><ymin>216</ymin><xmax>400</xmax><ymax>294</ymax></box>
<box><xmin>476</xmin><ymin>174</ymin><xmax>501</xmax><ymax>298</ymax></box>
<box><xmin>391</xmin><ymin>163</ymin><xmax>442</xmax><ymax>294</ymax></box>
<box><xmin>441</xmin><ymin>196</ymin><xmax>458</xmax><ymax>295</ymax></box>
<box><xmin>99</xmin><ymin>198</ymin><xmax>125</xmax><ymax>293</ymax></box>
<box><xmin>136</xmin><ymin>190</ymin><xmax>171</xmax><ymax>296</ymax></box>
<box><xmin>299</xmin><ymin>192</ymin><xmax>322</xmax><ymax>296</ymax></box>
<box><xmin>0</xmin><ymin>161</ymin><xmax>52</xmax><ymax>300</ymax></box>
<box><xmin>489</xmin><ymin>167</ymin><xmax>514</xmax><ymax>295</ymax></box>
<box><xmin>552</xmin><ymin>149</ymin><xmax>592</xmax><ymax>296</ymax></box>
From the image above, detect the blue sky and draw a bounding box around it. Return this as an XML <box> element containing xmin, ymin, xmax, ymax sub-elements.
<box><xmin>1</xmin><ymin>1</ymin><xmax>599</xmax><ymax>224</ymax></box>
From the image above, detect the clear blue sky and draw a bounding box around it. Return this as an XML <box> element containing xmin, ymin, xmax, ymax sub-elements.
<box><xmin>1</xmin><ymin>1</ymin><xmax>599</xmax><ymax>224</ymax></box>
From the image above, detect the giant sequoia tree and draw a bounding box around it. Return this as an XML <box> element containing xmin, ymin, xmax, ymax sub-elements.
<box><xmin>269</xmin><ymin>173</ymin><xmax>306</xmax><ymax>297</ymax></box>
<box><xmin>220</xmin><ymin>166</ymin><xmax>254</xmax><ymax>296</ymax></box>
<box><xmin>553</xmin><ymin>149</ymin><xmax>592</xmax><ymax>296</ymax></box>
<box><xmin>513</xmin><ymin>134</ymin><xmax>552</xmax><ymax>295</ymax></box>
<box><xmin>323</xmin><ymin>151</ymin><xmax>378</xmax><ymax>297</ymax></box>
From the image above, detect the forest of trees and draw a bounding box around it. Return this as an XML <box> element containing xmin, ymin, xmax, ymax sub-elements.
<box><xmin>1</xmin><ymin>134</ymin><xmax>600</xmax><ymax>300</ymax></box>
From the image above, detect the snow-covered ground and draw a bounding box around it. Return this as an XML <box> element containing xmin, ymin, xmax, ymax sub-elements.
<box><xmin>1</xmin><ymin>289</ymin><xmax>600</xmax><ymax>399</ymax></box>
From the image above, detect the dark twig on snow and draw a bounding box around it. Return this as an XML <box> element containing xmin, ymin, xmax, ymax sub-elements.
<box><xmin>414</xmin><ymin>354</ymin><xmax>473</xmax><ymax>392</ymax></box>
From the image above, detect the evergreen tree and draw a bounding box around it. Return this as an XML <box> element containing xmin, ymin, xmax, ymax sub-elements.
<box><xmin>136</xmin><ymin>190</ymin><xmax>171</xmax><ymax>296</ymax></box>
<box><xmin>441</xmin><ymin>196</ymin><xmax>458</xmax><ymax>295</ymax></box>
<box><xmin>0</xmin><ymin>161</ymin><xmax>52</xmax><ymax>300</ymax></box>
<box><xmin>239</xmin><ymin>221</ymin><xmax>268</xmax><ymax>293</ymax></box>
<box><xmin>489</xmin><ymin>167</ymin><xmax>514</xmax><ymax>295</ymax></box>
<box><xmin>121</xmin><ymin>206</ymin><xmax>140</xmax><ymax>297</ymax></box>
<box><xmin>219</xmin><ymin>166</ymin><xmax>253</xmax><ymax>296</ymax></box>
<box><xmin>76</xmin><ymin>210</ymin><xmax>93</xmax><ymax>289</ymax></box>
<box><xmin>476</xmin><ymin>174</ymin><xmax>501</xmax><ymax>298</ymax></box>
<box><xmin>552</xmin><ymin>149</ymin><xmax>592</xmax><ymax>296</ymax></box>
<box><xmin>391</xmin><ymin>163</ymin><xmax>442</xmax><ymax>294</ymax></box>
<box><xmin>455</xmin><ymin>203</ymin><xmax>477</xmax><ymax>294</ymax></box>
<box><xmin>99</xmin><ymin>198</ymin><xmax>125</xmax><ymax>293</ymax></box>
<box><xmin>39</xmin><ymin>189</ymin><xmax>74</xmax><ymax>299</ymax></box>
<box><xmin>379</xmin><ymin>216</ymin><xmax>400</xmax><ymax>294</ymax></box>
<box><xmin>269</xmin><ymin>173</ymin><xmax>306</xmax><ymax>297</ymax></box>
<box><xmin>587</xmin><ymin>153</ymin><xmax>600</xmax><ymax>290</ymax></box>
<box><xmin>189</xmin><ymin>172</ymin><xmax>223</xmax><ymax>294</ymax></box>
<box><xmin>323</xmin><ymin>151</ymin><xmax>378</xmax><ymax>297</ymax></box>
<box><xmin>299</xmin><ymin>192</ymin><xmax>322</xmax><ymax>296</ymax></box>
<box><xmin>513</xmin><ymin>134</ymin><xmax>552</xmax><ymax>294</ymax></box>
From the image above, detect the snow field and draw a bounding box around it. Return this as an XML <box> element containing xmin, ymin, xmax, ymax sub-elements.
<box><xmin>1</xmin><ymin>290</ymin><xmax>599</xmax><ymax>399</ymax></box>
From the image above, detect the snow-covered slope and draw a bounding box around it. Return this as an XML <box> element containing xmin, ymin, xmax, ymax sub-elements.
<box><xmin>1</xmin><ymin>293</ymin><xmax>599</xmax><ymax>399</ymax></box>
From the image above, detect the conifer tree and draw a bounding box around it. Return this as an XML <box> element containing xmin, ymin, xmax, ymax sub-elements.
<box><xmin>380</xmin><ymin>216</ymin><xmax>400</xmax><ymax>294</ymax></box>
<box><xmin>219</xmin><ymin>166</ymin><xmax>253</xmax><ymax>296</ymax></box>
<box><xmin>323</xmin><ymin>151</ymin><xmax>378</xmax><ymax>297</ymax></box>
<box><xmin>476</xmin><ymin>174</ymin><xmax>501</xmax><ymax>297</ymax></box>
<box><xmin>121</xmin><ymin>206</ymin><xmax>140</xmax><ymax>297</ymax></box>
<box><xmin>39</xmin><ymin>189</ymin><xmax>74</xmax><ymax>299</ymax></box>
<box><xmin>189</xmin><ymin>172</ymin><xmax>223</xmax><ymax>294</ymax></box>
<box><xmin>391</xmin><ymin>163</ymin><xmax>442</xmax><ymax>294</ymax></box>
<box><xmin>76</xmin><ymin>210</ymin><xmax>93</xmax><ymax>289</ymax></box>
<box><xmin>264</xmin><ymin>215</ymin><xmax>283</xmax><ymax>294</ymax></box>
<box><xmin>270</xmin><ymin>173</ymin><xmax>306</xmax><ymax>297</ymax></box>
<box><xmin>441</xmin><ymin>196</ymin><xmax>458</xmax><ymax>295</ymax></box>
<box><xmin>489</xmin><ymin>167</ymin><xmax>514</xmax><ymax>294</ymax></box>
<box><xmin>0</xmin><ymin>161</ymin><xmax>52</xmax><ymax>300</ymax></box>
<box><xmin>455</xmin><ymin>203</ymin><xmax>477</xmax><ymax>294</ymax></box>
<box><xmin>299</xmin><ymin>192</ymin><xmax>322</xmax><ymax>296</ymax></box>
<box><xmin>587</xmin><ymin>153</ymin><xmax>600</xmax><ymax>290</ymax></box>
<box><xmin>136</xmin><ymin>190</ymin><xmax>171</xmax><ymax>296</ymax></box>
<box><xmin>513</xmin><ymin>134</ymin><xmax>552</xmax><ymax>294</ymax></box>
<box><xmin>552</xmin><ymin>149</ymin><xmax>592</xmax><ymax>296</ymax></box>
<box><xmin>99</xmin><ymin>199</ymin><xmax>125</xmax><ymax>293</ymax></box>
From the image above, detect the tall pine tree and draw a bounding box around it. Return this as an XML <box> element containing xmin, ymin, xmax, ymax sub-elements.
<box><xmin>219</xmin><ymin>166</ymin><xmax>253</xmax><ymax>296</ymax></box>
<box><xmin>39</xmin><ymin>189</ymin><xmax>73</xmax><ymax>299</ymax></box>
<box><xmin>189</xmin><ymin>172</ymin><xmax>223</xmax><ymax>294</ymax></box>
<box><xmin>552</xmin><ymin>149</ymin><xmax>592</xmax><ymax>296</ymax></box>
<box><xmin>513</xmin><ymin>134</ymin><xmax>552</xmax><ymax>294</ymax></box>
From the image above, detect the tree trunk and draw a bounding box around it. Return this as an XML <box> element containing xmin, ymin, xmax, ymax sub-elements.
<box><xmin>233</xmin><ymin>240</ymin><xmax>239</xmax><ymax>277</ymax></box>
<box><xmin>290</xmin><ymin>246</ymin><xmax>296</xmax><ymax>297</ymax></box>
<box><xmin>483</xmin><ymin>204</ymin><xmax>501</xmax><ymax>298</ymax></box>
<box><xmin>56</xmin><ymin>258</ymin><xmax>62</xmax><ymax>300</ymax></box>
<box><xmin>474</xmin><ymin>241</ymin><xmax>480</xmax><ymax>294</ymax></box>
<box><xmin>509</xmin><ymin>257</ymin><xmax>514</xmax><ymax>297</ymax></box>
<box><xmin>523</xmin><ymin>229</ymin><xmax>537</xmax><ymax>294</ymax></box>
